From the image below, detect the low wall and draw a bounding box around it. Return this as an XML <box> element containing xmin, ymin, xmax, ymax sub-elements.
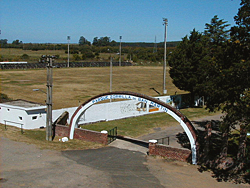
<box><xmin>55</xmin><ymin>124</ymin><xmax>70</xmax><ymax>137</ymax></box>
<box><xmin>74</xmin><ymin>128</ymin><xmax>108</xmax><ymax>145</ymax></box>
<box><xmin>149</xmin><ymin>142</ymin><xmax>191</xmax><ymax>162</ymax></box>
<box><xmin>55</xmin><ymin>125</ymin><xmax>108</xmax><ymax>145</ymax></box>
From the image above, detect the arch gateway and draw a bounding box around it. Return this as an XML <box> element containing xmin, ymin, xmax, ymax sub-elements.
<box><xmin>69</xmin><ymin>91</ymin><xmax>198</xmax><ymax>164</ymax></box>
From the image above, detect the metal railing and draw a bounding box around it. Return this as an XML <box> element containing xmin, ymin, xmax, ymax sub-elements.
<box><xmin>108</xmin><ymin>127</ymin><xmax>117</xmax><ymax>144</ymax></box>
<box><xmin>4</xmin><ymin>120</ymin><xmax>24</xmax><ymax>134</ymax></box>
<box><xmin>0</xmin><ymin>62</ymin><xmax>132</xmax><ymax>70</ymax></box>
<box><xmin>156</xmin><ymin>136</ymin><xmax>170</xmax><ymax>145</ymax></box>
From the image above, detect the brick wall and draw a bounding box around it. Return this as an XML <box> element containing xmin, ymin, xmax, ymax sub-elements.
<box><xmin>55</xmin><ymin>125</ymin><xmax>69</xmax><ymax>137</ymax></box>
<box><xmin>149</xmin><ymin>142</ymin><xmax>191</xmax><ymax>162</ymax></box>
<box><xmin>74</xmin><ymin>128</ymin><xmax>108</xmax><ymax>145</ymax></box>
<box><xmin>55</xmin><ymin>125</ymin><xmax>108</xmax><ymax>145</ymax></box>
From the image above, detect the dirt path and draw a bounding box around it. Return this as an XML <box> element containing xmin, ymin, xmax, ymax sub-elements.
<box><xmin>138</xmin><ymin>113</ymin><xmax>224</xmax><ymax>148</ymax></box>
<box><xmin>146</xmin><ymin>156</ymin><xmax>248</xmax><ymax>188</ymax></box>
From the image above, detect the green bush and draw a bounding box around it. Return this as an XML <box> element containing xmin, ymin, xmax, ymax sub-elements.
<box><xmin>21</xmin><ymin>54</ymin><xmax>29</xmax><ymax>60</ymax></box>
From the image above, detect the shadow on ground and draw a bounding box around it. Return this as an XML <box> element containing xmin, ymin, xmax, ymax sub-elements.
<box><xmin>176</xmin><ymin>119</ymin><xmax>250</xmax><ymax>184</ymax></box>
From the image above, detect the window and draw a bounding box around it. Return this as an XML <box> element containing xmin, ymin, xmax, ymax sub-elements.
<box><xmin>32</xmin><ymin>116</ymin><xmax>37</xmax><ymax>120</ymax></box>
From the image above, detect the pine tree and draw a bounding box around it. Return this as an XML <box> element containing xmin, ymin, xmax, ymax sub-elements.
<box><xmin>229</xmin><ymin>0</ymin><xmax>250</xmax><ymax>173</ymax></box>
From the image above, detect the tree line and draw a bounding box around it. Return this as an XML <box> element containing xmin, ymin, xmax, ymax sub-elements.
<box><xmin>0</xmin><ymin>36</ymin><xmax>179</xmax><ymax>63</ymax></box>
<box><xmin>0</xmin><ymin>37</ymin><xmax>179</xmax><ymax>49</ymax></box>
<box><xmin>169</xmin><ymin>0</ymin><xmax>249</xmax><ymax>182</ymax></box>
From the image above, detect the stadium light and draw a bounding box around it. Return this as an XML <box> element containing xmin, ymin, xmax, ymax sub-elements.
<box><xmin>163</xmin><ymin>18</ymin><xmax>168</xmax><ymax>95</ymax></box>
<box><xmin>119</xmin><ymin>36</ymin><xmax>122</xmax><ymax>66</ymax></box>
<box><xmin>67</xmin><ymin>36</ymin><xmax>70</xmax><ymax>67</ymax></box>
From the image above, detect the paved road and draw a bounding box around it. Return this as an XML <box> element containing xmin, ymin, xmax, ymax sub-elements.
<box><xmin>62</xmin><ymin>147</ymin><xmax>164</xmax><ymax>188</ymax></box>
<box><xmin>1</xmin><ymin>137</ymin><xmax>163</xmax><ymax>188</ymax></box>
<box><xmin>1</xmin><ymin>114</ymin><xmax>248</xmax><ymax>188</ymax></box>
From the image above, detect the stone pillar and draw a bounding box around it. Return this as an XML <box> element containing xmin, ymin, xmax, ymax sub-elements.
<box><xmin>148</xmin><ymin>139</ymin><xmax>157</xmax><ymax>155</ymax></box>
<box><xmin>101</xmin><ymin>130</ymin><xmax>109</xmax><ymax>145</ymax></box>
<box><xmin>101</xmin><ymin>130</ymin><xmax>108</xmax><ymax>134</ymax></box>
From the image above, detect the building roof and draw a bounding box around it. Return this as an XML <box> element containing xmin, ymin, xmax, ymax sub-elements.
<box><xmin>2</xmin><ymin>99</ymin><xmax>45</xmax><ymax>108</ymax></box>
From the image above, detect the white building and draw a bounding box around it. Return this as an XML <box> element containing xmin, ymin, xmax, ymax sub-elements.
<box><xmin>0</xmin><ymin>99</ymin><xmax>46</xmax><ymax>129</ymax></box>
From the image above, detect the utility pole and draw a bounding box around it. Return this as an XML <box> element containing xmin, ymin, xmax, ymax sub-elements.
<box><xmin>119</xmin><ymin>36</ymin><xmax>122</xmax><ymax>66</ymax></box>
<box><xmin>67</xmin><ymin>36</ymin><xmax>70</xmax><ymax>67</ymax></box>
<box><xmin>46</xmin><ymin>56</ymin><xmax>53</xmax><ymax>141</ymax></box>
<box><xmin>163</xmin><ymin>18</ymin><xmax>168</xmax><ymax>95</ymax></box>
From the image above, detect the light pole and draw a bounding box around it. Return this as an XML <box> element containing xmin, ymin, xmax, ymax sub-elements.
<box><xmin>110</xmin><ymin>56</ymin><xmax>113</xmax><ymax>93</ymax></box>
<box><xmin>163</xmin><ymin>18</ymin><xmax>168</xmax><ymax>95</ymax></box>
<box><xmin>110</xmin><ymin>56</ymin><xmax>113</xmax><ymax>102</ymax></box>
<box><xmin>119</xmin><ymin>36</ymin><xmax>122</xmax><ymax>66</ymax></box>
<box><xmin>67</xmin><ymin>36</ymin><xmax>70</xmax><ymax>67</ymax></box>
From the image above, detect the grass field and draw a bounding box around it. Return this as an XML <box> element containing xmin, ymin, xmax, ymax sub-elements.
<box><xmin>82</xmin><ymin>107</ymin><xmax>216</xmax><ymax>138</ymax></box>
<box><xmin>0</xmin><ymin>66</ymin><xmax>187</xmax><ymax>109</ymax></box>
<box><xmin>0</xmin><ymin>48</ymin><xmax>126</xmax><ymax>62</ymax></box>
<box><xmin>1</xmin><ymin>66</ymin><xmax>219</xmax><ymax>148</ymax></box>
<box><xmin>0</xmin><ymin>48</ymin><xmax>70</xmax><ymax>62</ymax></box>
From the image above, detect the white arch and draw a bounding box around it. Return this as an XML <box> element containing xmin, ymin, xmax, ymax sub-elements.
<box><xmin>69</xmin><ymin>92</ymin><xmax>197</xmax><ymax>164</ymax></box>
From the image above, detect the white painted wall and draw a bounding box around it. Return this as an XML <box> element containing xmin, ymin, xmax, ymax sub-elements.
<box><xmin>53</xmin><ymin>96</ymin><xmax>172</xmax><ymax>126</ymax></box>
<box><xmin>0</xmin><ymin>104</ymin><xmax>46</xmax><ymax>129</ymax></box>
<box><xmin>0</xmin><ymin>95</ymin><xmax>177</xmax><ymax>129</ymax></box>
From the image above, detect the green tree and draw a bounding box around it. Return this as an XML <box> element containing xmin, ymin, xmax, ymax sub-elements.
<box><xmin>73</xmin><ymin>54</ymin><xmax>81</xmax><ymax>61</ymax></box>
<box><xmin>168</xmin><ymin>29</ymin><xmax>208</xmax><ymax>105</ymax></box>
<box><xmin>92</xmin><ymin>37</ymin><xmax>98</xmax><ymax>46</ymax></box>
<box><xmin>21</xmin><ymin>54</ymin><xmax>29</xmax><ymax>60</ymax></box>
<box><xmin>92</xmin><ymin>36</ymin><xmax>116</xmax><ymax>46</ymax></box>
<box><xmin>12</xmin><ymin>39</ymin><xmax>22</xmax><ymax>45</ymax></box>
<box><xmin>0</xmin><ymin>93</ymin><xmax>10</xmax><ymax>102</ymax></box>
<box><xmin>227</xmin><ymin>0</ymin><xmax>250</xmax><ymax>172</ymax></box>
<box><xmin>197</xmin><ymin>15</ymin><xmax>231</xmax><ymax>110</ymax></box>
<box><xmin>195</xmin><ymin>3</ymin><xmax>250</xmax><ymax>175</ymax></box>
<box><xmin>79</xmin><ymin>36</ymin><xmax>91</xmax><ymax>46</ymax></box>
<box><xmin>204</xmin><ymin>15</ymin><xmax>230</xmax><ymax>44</ymax></box>
<box><xmin>0</xmin><ymin>39</ymin><xmax>8</xmax><ymax>46</ymax></box>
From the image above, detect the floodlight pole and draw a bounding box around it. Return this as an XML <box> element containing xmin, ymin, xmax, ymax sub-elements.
<box><xmin>163</xmin><ymin>18</ymin><xmax>168</xmax><ymax>95</ymax></box>
<box><xmin>46</xmin><ymin>57</ymin><xmax>53</xmax><ymax>141</ymax></box>
<box><xmin>119</xmin><ymin>36</ymin><xmax>122</xmax><ymax>66</ymax></box>
<box><xmin>67</xmin><ymin>36</ymin><xmax>70</xmax><ymax>67</ymax></box>
<box><xmin>110</xmin><ymin>57</ymin><xmax>113</xmax><ymax>93</ymax></box>
<box><xmin>110</xmin><ymin>57</ymin><xmax>113</xmax><ymax>102</ymax></box>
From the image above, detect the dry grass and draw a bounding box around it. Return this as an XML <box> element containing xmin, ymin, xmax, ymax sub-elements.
<box><xmin>0</xmin><ymin>66</ymin><xmax>186</xmax><ymax>109</ymax></box>
<box><xmin>0</xmin><ymin>48</ymin><xmax>126</xmax><ymax>62</ymax></box>
<box><xmin>0</xmin><ymin>66</ymin><xmax>218</xmax><ymax>150</ymax></box>
<box><xmin>0</xmin><ymin>48</ymin><xmax>70</xmax><ymax>62</ymax></box>
<box><xmin>0</xmin><ymin>124</ymin><xmax>104</xmax><ymax>150</ymax></box>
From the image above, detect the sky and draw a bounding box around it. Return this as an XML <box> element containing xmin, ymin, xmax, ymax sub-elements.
<box><xmin>0</xmin><ymin>0</ymin><xmax>241</xmax><ymax>44</ymax></box>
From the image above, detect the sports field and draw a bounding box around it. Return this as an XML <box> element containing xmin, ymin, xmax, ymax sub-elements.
<box><xmin>1</xmin><ymin>66</ymin><xmax>186</xmax><ymax>109</ymax></box>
